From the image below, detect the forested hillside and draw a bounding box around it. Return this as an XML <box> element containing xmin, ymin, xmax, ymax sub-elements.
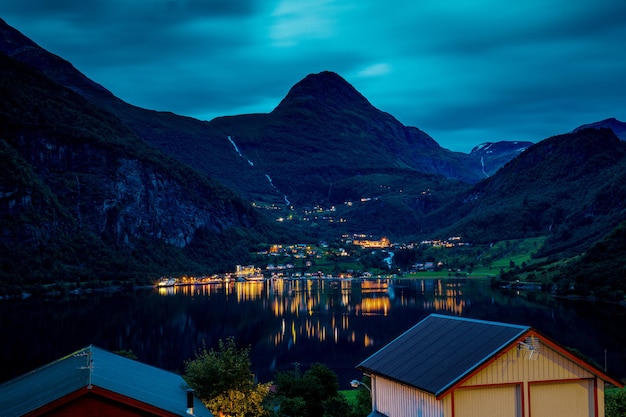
<box><xmin>426</xmin><ymin>128</ymin><xmax>626</xmax><ymax>248</ymax></box>
<box><xmin>0</xmin><ymin>52</ymin><xmax>287</xmax><ymax>293</ymax></box>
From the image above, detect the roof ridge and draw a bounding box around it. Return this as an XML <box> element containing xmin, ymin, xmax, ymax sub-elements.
<box><xmin>429</xmin><ymin>313</ymin><xmax>530</xmax><ymax>329</ymax></box>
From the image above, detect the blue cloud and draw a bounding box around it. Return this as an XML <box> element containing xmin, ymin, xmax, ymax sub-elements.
<box><xmin>1</xmin><ymin>0</ymin><xmax>625</xmax><ymax>152</ymax></box>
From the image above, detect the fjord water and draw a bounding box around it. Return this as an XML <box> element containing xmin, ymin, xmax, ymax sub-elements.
<box><xmin>1</xmin><ymin>278</ymin><xmax>625</xmax><ymax>387</ymax></box>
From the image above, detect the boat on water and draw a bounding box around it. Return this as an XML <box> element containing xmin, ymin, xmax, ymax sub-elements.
<box><xmin>156</xmin><ymin>278</ymin><xmax>177</xmax><ymax>287</ymax></box>
<box><xmin>244</xmin><ymin>274</ymin><xmax>266</xmax><ymax>282</ymax></box>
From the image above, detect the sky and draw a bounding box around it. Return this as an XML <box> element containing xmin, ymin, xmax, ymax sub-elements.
<box><xmin>2</xmin><ymin>0</ymin><xmax>626</xmax><ymax>153</ymax></box>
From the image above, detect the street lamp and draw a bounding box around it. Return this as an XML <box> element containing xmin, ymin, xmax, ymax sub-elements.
<box><xmin>350</xmin><ymin>379</ymin><xmax>371</xmax><ymax>393</ymax></box>
<box><xmin>351</xmin><ymin>380</ymin><xmax>378</xmax><ymax>416</ymax></box>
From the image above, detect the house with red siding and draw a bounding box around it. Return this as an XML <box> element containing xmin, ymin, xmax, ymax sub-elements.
<box><xmin>0</xmin><ymin>345</ymin><xmax>212</xmax><ymax>417</ymax></box>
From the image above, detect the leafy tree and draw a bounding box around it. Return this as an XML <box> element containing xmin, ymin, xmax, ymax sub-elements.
<box><xmin>606</xmin><ymin>387</ymin><xmax>626</xmax><ymax>417</ymax></box>
<box><xmin>350</xmin><ymin>377</ymin><xmax>372</xmax><ymax>417</ymax></box>
<box><xmin>323</xmin><ymin>395</ymin><xmax>352</xmax><ymax>417</ymax></box>
<box><xmin>184</xmin><ymin>337</ymin><xmax>271</xmax><ymax>417</ymax></box>
<box><xmin>278</xmin><ymin>397</ymin><xmax>307</xmax><ymax>417</ymax></box>
<box><xmin>274</xmin><ymin>363</ymin><xmax>350</xmax><ymax>417</ymax></box>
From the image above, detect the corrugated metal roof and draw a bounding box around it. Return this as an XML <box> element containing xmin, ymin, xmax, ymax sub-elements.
<box><xmin>0</xmin><ymin>345</ymin><xmax>213</xmax><ymax>417</ymax></box>
<box><xmin>357</xmin><ymin>314</ymin><xmax>529</xmax><ymax>396</ymax></box>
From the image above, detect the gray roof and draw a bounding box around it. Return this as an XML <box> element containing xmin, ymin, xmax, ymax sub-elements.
<box><xmin>0</xmin><ymin>345</ymin><xmax>213</xmax><ymax>417</ymax></box>
<box><xmin>357</xmin><ymin>314</ymin><xmax>529</xmax><ymax>396</ymax></box>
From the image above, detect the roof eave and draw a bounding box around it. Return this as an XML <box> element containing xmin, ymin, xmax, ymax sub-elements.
<box><xmin>356</xmin><ymin>365</ymin><xmax>438</xmax><ymax>397</ymax></box>
<box><xmin>435</xmin><ymin>327</ymin><xmax>530</xmax><ymax>398</ymax></box>
<box><xmin>526</xmin><ymin>329</ymin><xmax>624</xmax><ymax>388</ymax></box>
<box><xmin>435</xmin><ymin>328</ymin><xmax>624</xmax><ymax>398</ymax></box>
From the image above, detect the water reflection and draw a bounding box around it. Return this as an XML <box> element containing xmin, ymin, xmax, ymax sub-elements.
<box><xmin>1</xmin><ymin>277</ymin><xmax>625</xmax><ymax>388</ymax></box>
<box><xmin>156</xmin><ymin>278</ymin><xmax>469</xmax><ymax>348</ymax></box>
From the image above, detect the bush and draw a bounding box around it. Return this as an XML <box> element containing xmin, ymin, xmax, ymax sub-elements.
<box><xmin>606</xmin><ymin>387</ymin><xmax>626</xmax><ymax>417</ymax></box>
<box><xmin>274</xmin><ymin>363</ymin><xmax>350</xmax><ymax>417</ymax></box>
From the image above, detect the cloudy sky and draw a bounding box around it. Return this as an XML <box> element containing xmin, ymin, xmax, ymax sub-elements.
<box><xmin>2</xmin><ymin>0</ymin><xmax>625</xmax><ymax>152</ymax></box>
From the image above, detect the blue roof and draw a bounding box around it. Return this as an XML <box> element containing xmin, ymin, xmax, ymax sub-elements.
<box><xmin>357</xmin><ymin>314</ymin><xmax>529</xmax><ymax>396</ymax></box>
<box><xmin>0</xmin><ymin>345</ymin><xmax>213</xmax><ymax>416</ymax></box>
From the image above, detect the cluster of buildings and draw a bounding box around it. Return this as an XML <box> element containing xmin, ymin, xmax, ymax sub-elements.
<box><xmin>350</xmin><ymin>236</ymin><xmax>391</xmax><ymax>249</ymax></box>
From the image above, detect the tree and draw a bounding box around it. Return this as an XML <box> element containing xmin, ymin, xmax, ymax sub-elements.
<box><xmin>350</xmin><ymin>377</ymin><xmax>372</xmax><ymax>417</ymax></box>
<box><xmin>274</xmin><ymin>363</ymin><xmax>350</xmax><ymax>417</ymax></box>
<box><xmin>606</xmin><ymin>387</ymin><xmax>626</xmax><ymax>417</ymax></box>
<box><xmin>184</xmin><ymin>337</ymin><xmax>271</xmax><ymax>417</ymax></box>
<box><xmin>393</xmin><ymin>248</ymin><xmax>418</xmax><ymax>272</ymax></box>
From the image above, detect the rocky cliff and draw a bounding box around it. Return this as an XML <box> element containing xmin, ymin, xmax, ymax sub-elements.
<box><xmin>0</xmin><ymin>51</ymin><xmax>267</xmax><ymax>286</ymax></box>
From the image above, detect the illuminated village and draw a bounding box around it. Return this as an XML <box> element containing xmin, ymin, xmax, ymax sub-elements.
<box><xmin>156</xmin><ymin>234</ymin><xmax>469</xmax><ymax>288</ymax></box>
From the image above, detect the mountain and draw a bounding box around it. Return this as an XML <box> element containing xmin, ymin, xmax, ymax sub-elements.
<box><xmin>560</xmin><ymin>220</ymin><xmax>626</xmax><ymax>300</ymax></box>
<box><xmin>208</xmin><ymin>71</ymin><xmax>483</xmax><ymax>205</ymax></box>
<box><xmin>0</xmin><ymin>18</ymin><xmax>281</xmax><ymax>205</ymax></box>
<box><xmin>427</xmin><ymin>127</ymin><xmax>626</xmax><ymax>258</ymax></box>
<box><xmin>469</xmin><ymin>141</ymin><xmax>533</xmax><ymax>177</ymax></box>
<box><xmin>0</xmin><ymin>51</ymin><xmax>281</xmax><ymax>289</ymax></box>
<box><xmin>573</xmin><ymin>117</ymin><xmax>626</xmax><ymax>140</ymax></box>
<box><xmin>0</xmin><ymin>19</ymin><xmax>522</xmax><ymax>209</ymax></box>
<box><xmin>2</xmin><ymin>18</ymin><xmax>624</xmax><ymax>298</ymax></box>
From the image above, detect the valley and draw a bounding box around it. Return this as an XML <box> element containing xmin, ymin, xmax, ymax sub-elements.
<box><xmin>0</xmin><ymin>17</ymin><xmax>625</xmax><ymax>303</ymax></box>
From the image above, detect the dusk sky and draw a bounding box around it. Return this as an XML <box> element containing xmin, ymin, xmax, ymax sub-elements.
<box><xmin>2</xmin><ymin>0</ymin><xmax>625</xmax><ymax>152</ymax></box>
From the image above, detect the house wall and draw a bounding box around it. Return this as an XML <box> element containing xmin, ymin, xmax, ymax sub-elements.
<box><xmin>369</xmin><ymin>334</ymin><xmax>613</xmax><ymax>417</ymax></box>
<box><xmin>373</xmin><ymin>375</ymin><xmax>443</xmax><ymax>417</ymax></box>
<box><xmin>27</xmin><ymin>389</ymin><xmax>180</xmax><ymax>417</ymax></box>
<box><xmin>41</xmin><ymin>396</ymin><xmax>148</xmax><ymax>417</ymax></box>
<box><xmin>448</xmin><ymin>342</ymin><xmax>603</xmax><ymax>417</ymax></box>
<box><xmin>461</xmin><ymin>342</ymin><xmax>594</xmax><ymax>385</ymax></box>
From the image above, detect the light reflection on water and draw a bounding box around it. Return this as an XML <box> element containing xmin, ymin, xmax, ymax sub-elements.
<box><xmin>1</xmin><ymin>277</ymin><xmax>625</xmax><ymax>388</ymax></box>
<box><xmin>156</xmin><ymin>278</ymin><xmax>468</xmax><ymax>353</ymax></box>
<box><xmin>146</xmin><ymin>277</ymin><xmax>626</xmax><ymax>386</ymax></box>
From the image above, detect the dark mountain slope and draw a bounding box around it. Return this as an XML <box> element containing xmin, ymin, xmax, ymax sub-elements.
<box><xmin>0</xmin><ymin>19</ymin><xmax>492</xmax><ymax>203</ymax></box>
<box><xmin>0</xmin><ymin>52</ymin><xmax>278</xmax><ymax>289</ymax></box>
<box><xmin>426</xmin><ymin>128</ymin><xmax>626</xmax><ymax>257</ymax></box>
<box><xmin>560</xmin><ymin>220</ymin><xmax>626</xmax><ymax>299</ymax></box>
<box><xmin>209</xmin><ymin>71</ymin><xmax>482</xmax><ymax>206</ymax></box>
<box><xmin>0</xmin><ymin>18</ymin><xmax>281</xmax><ymax>205</ymax></box>
<box><xmin>574</xmin><ymin>117</ymin><xmax>626</xmax><ymax>140</ymax></box>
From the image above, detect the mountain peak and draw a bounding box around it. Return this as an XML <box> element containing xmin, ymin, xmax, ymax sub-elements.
<box><xmin>272</xmin><ymin>71</ymin><xmax>373</xmax><ymax>114</ymax></box>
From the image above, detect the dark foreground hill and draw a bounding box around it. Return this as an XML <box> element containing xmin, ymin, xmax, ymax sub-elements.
<box><xmin>0</xmin><ymin>52</ymin><xmax>286</xmax><ymax>291</ymax></box>
<box><xmin>430</xmin><ymin>128</ymin><xmax>626</xmax><ymax>250</ymax></box>
<box><xmin>423</xmin><ymin>128</ymin><xmax>626</xmax><ymax>297</ymax></box>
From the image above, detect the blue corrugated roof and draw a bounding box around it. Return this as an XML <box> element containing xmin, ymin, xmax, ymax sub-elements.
<box><xmin>0</xmin><ymin>345</ymin><xmax>213</xmax><ymax>416</ymax></box>
<box><xmin>357</xmin><ymin>314</ymin><xmax>529</xmax><ymax>396</ymax></box>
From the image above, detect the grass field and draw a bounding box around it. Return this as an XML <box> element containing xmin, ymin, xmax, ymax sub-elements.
<box><xmin>340</xmin><ymin>389</ymin><xmax>358</xmax><ymax>405</ymax></box>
